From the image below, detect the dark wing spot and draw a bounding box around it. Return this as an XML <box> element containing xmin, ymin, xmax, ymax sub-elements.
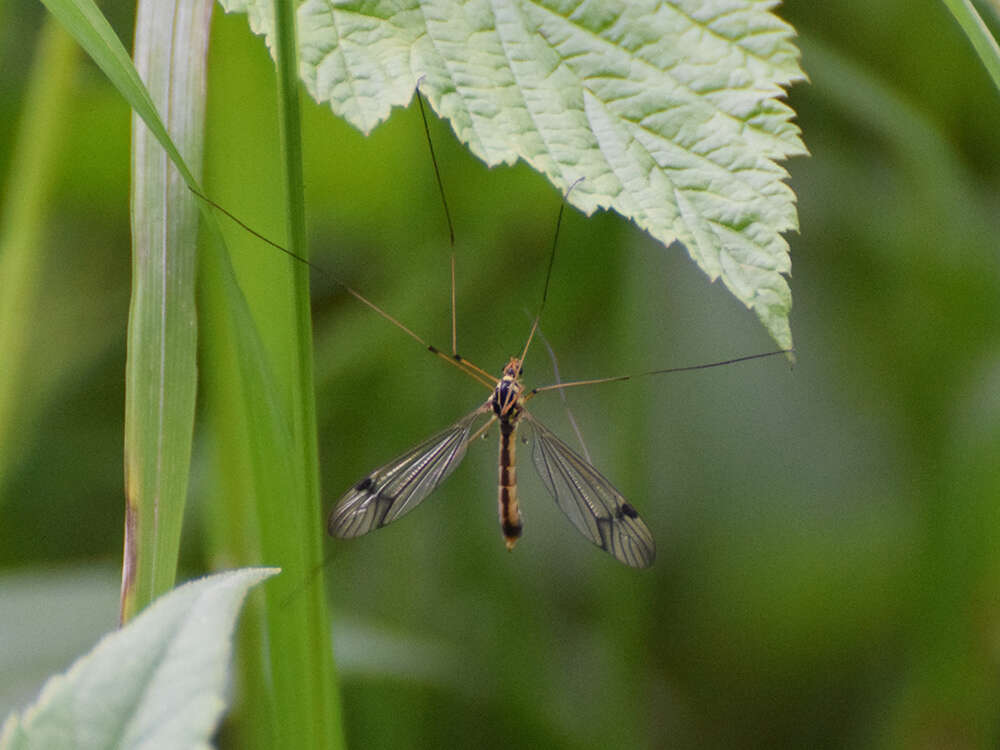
<box><xmin>618</xmin><ymin>502</ymin><xmax>639</xmax><ymax>519</ymax></box>
<box><xmin>355</xmin><ymin>476</ymin><xmax>376</xmax><ymax>493</ymax></box>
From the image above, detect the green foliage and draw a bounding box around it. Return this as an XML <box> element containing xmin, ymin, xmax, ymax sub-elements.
<box><xmin>32</xmin><ymin>0</ymin><xmax>342</xmax><ymax>746</ymax></box>
<box><xmin>941</xmin><ymin>0</ymin><xmax>1000</xmax><ymax>92</ymax></box>
<box><xmin>5</xmin><ymin>0</ymin><xmax>1000</xmax><ymax>749</ymax></box>
<box><xmin>0</xmin><ymin>569</ymin><xmax>276</xmax><ymax>750</ymax></box>
<box><xmin>219</xmin><ymin>0</ymin><xmax>806</xmax><ymax>348</ymax></box>
<box><xmin>0</xmin><ymin>20</ymin><xmax>78</xmax><ymax>505</ymax></box>
<box><xmin>122</xmin><ymin>0</ymin><xmax>207</xmax><ymax>622</ymax></box>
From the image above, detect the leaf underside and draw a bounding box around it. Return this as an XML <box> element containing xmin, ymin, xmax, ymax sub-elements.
<box><xmin>0</xmin><ymin>569</ymin><xmax>277</xmax><ymax>750</ymax></box>
<box><xmin>220</xmin><ymin>0</ymin><xmax>806</xmax><ymax>349</ymax></box>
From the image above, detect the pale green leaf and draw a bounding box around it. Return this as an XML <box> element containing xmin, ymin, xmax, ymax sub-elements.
<box><xmin>218</xmin><ymin>0</ymin><xmax>805</xmax><ymax>348</ymax></box>
<box><xmin>0</xmin><ymin>568</ymin><xmax>278</xmax><ymax>750</ymax></box>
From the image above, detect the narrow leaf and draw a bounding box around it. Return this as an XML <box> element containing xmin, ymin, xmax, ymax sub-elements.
<box><xmin>940</xmin><ymin>0</ymin><xmax>1000</xmax><ymax>94</ymax></box>
<box><xmin>122</xmin><ymin>0</ymin><xmax>214</xmax><ymax>622</ymax></box>
<box><xmin>257</xmin><ymin>0</ymin><xmax>347</xmax><ymax>746</ymax></box>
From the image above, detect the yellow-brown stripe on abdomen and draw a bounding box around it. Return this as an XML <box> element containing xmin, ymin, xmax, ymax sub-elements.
<box><xmin>498</xmin><ymin>421</ymin><xmax>523</xmax><ymax>549</ymax></box>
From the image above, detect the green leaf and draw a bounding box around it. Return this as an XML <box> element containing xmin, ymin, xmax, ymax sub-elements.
<box><xmin>121</xmin><ymin>0</ymin><xmax>212</xmax><ymax>622</ymax></box>
<box><xmin>0</xmin><ymin>568</ymin><xmax>278</xmax><ymax>750</ymax></box>
<box><xmin>39</xmin><ymin>1</ymin><xmax>343</xmax><ymax>745</ymax></box>
<box><xmin>38</xmin><ymin>0</ymin><xmax>214</xmax><ymax>620</ymax></box>
<box><xmin>940</xmin><ymin>0</ymin><xmax>1000</xmax><ymax>95</ymax></box>
<box><xmin>218</xmin><ymin>0</ymin><xmax>806</xmax><ymax>348</ymax></box>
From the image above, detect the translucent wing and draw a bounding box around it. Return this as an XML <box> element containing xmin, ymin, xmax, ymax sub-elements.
<box><xmin>328</xmin><ymin>405</ymin><xmax>492</xmax><ymax>538</ymax></box>
<box><xmin>522</xmin><ymin>413</ymin><xmax>655</xmax><ymax>568</ymax></box>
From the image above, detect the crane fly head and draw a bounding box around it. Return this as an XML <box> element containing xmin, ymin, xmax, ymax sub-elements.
<box><xmin>492</xmin><ymin>357</ymin><xmax>525</xmax><ymax>419</ymax></box>
<box><xmin>501</xmin><ymin>357</ymin><xmax>524</xmax><ymax>381</ymax></box>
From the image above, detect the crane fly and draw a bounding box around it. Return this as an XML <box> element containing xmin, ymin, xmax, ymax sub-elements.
<box><xmin>325</xmin><ymin>338</ymin><xmax>787</xmax><ymax>568</ymax></box>
<box><xmin>196</xmin><ymin>92</ymin><xmax>789</xmax><ymax>569</ymax></box>
<box><xmin>327</xmin><ymin>351</ymin><xmax>657</xmax><ymax>568</ymax></box>
<box><xmin>322</xmin><ymin>102</ymin><xmax>659</xmax><ymax>567</ymax></box>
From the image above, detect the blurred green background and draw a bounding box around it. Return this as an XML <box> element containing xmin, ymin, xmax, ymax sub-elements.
<box><xmin>3</xmin><ymin>1</ymin><xmax>1000</xmax><ymax>748</ymax></box>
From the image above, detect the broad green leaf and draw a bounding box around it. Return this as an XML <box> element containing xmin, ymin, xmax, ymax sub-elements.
<box><xmin>219</xmin><ymin>0</ymin><xmax>806</xmax><ymax>348</ymax></box>
<box><xmin>0</xmin><ymin>568</ymin><xmax>278</xmax><ymax>750</ymax></box>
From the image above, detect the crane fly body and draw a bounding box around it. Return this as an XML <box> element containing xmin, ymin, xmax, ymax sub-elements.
<box><xmin>326</xmin><ymin>354</ymin><xmax>658</xmax><ymax>568</ymax></box>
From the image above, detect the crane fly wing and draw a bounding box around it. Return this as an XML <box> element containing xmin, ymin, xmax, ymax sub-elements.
<box><xmin>522</xmin><ymin>413</ymin><xmax>655</xmax><ymax>568</ymax></box>
<box><xmin>328</xmin><ymin>405</ymin><xmax>493</xmax><ymax>538</ymax></box>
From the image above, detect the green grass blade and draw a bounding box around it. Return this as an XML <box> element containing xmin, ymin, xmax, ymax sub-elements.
<box><xmin>941</xmin><ymin>0</ymin><xmax>1000</xmax><ymax>94</ymax></box>
<box><xmin>0</xmin><ymin>19</ymin><xmax>78</xmax><ymax>504</ymax></box>
<box><xmin>39</xmin><ymin>0</ymin><xmax>210</xmax><ymax>619</ymax></box>
<box><xmin>260</xmin><ymin>1</ymin><xmax>344</xmax><ymax>745</ymax></box>
<box><xmin>121</xmin><ymin>0</ymin><xmax>213</xmax><ymax>621</ymax></box>
<box><xmin>198</xmin><ymin>207</ymin><xmax>339</xmax><ymax>750</ymax></box>
<box><xmin>38</xmin><ymin>0</ymin><xmax>344</xmax><ymax>741</ymax></box>
<box><xmin>200</xmin><ymin>10</ymin><xmax>343</xmax><ymax>748</ymax></box>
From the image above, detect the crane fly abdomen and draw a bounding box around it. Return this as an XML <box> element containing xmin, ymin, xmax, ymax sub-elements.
<box><xmin>498</xmin><ymin>418</ymin><xmax>523</xmax><ymax>549</ymax></box>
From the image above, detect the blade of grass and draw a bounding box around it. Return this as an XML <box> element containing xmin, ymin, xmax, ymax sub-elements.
<box><xmin>38</xmin><ymin>0</ymin><xmax>213</xmax><ymax>620</ymax></box>
<box><xmin>0</xmin><ymin>19</ymin><xmax>78</xmax><ymax>504</ymax></box>
<box><xmin>200</xmin><ymin>18</ymin><xmax>291</xmax><ymax>750</ymax></box>
<box><xmin>941</xmin><ymin>0</ymin><xmax>1000</xmax><ymax>94</ymax></box>
<box><xmin>201</xmin><ymin>8</ymin><xmax>342</xmax><ymax>749</ymax></box>
<box><xmin>253</xmin><ymin>0</ymin><xmax>344</xmax><ymax>745</ymax></box>
<box><xmin>40</xmin><ymin>0</ymin><xmax>344</xmax><ymax>743</ymax></box>
<box><xmin>196</xmin><ymin>158</ymin><xmax>342</xmax><ymax>750</ymax></box>
<box><xmin>121</xmin><ymin>0</ymin><xmax>213</xmax><ymax>622</ymax></box>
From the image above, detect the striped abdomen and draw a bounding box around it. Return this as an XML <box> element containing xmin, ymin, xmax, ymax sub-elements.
<box><xmin>498</xmin><ymin>419</ymin><xmax>523</xmax><ymax>549</ymax></box>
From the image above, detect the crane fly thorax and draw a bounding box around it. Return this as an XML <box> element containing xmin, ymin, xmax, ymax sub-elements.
<box><xmin>490</xmin><ymin>357</ymin><xmax>524</xmax><ymax>421</ymax></box>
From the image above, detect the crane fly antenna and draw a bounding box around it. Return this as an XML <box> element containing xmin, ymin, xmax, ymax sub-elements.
<box><xmin>527</xmin><ymin>349</ymin><xmax>794</xmax><ymax>399</ymax></box>
<box><xmin>415</xmin><ymin>86</ymin><xmax>459</xmax><ymax>358</ymax></box>
<box><xmin>519</xmin><ymin>177</ymin><xmax>585</xmax><ymax>365</ymax></box>
<box><xmin>189</xmin><ymin>187</ymin><xmax>496</xmax><ymax>388</ymax></box>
